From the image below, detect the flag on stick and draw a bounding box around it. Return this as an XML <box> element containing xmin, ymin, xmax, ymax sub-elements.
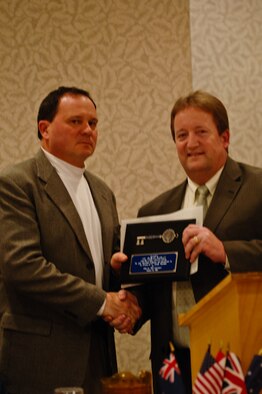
<box><xmin>158</xmin><ymin>342</ymin><xmax>186</xmax><ymax>394</ymax></box>
<box><xmin>222</xmin><ymin>351</ymin><xmax>247</xmax><ymax>393</ymax></box>
<box><xmin>193</xmin><ymin>345</ymin><xmax>225</xmax><ymax>394</ymax></box>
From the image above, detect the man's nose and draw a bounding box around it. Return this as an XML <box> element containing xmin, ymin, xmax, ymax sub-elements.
<box><xmin>187</xmin><ymin>132</ymin><xmax>199</xmax><ymax>147</ymax></box>
<box><xmin>83</xmin><ymin>122</ymin><xmax>93</xmax><ymax>133</ymax></box>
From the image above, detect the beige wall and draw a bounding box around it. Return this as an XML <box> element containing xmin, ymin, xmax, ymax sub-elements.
<box><xmin>0</xmin><ymin>0</ymin><xmax>261</xmax><ymax>376</ymax></box>
<box><xmin>190</xmin><ymin>0</ymin><xmax>262</xmax><ymax>167</ymax></box>
<box><xmin>0</xmin><ymin>0</ymin><xmax>191</xmax><ymax>374</ymax></box>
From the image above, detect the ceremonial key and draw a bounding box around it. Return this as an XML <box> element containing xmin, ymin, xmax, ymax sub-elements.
<box><xmin>136</xmin><ymin>228</ymin><xmax>178</xmax><ymax>245</ymax></box>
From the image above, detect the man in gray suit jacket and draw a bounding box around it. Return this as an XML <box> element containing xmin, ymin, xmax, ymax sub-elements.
<box><xmin>0</xmin><ymin>87</ymin><xmax>141</xmax><ymax>394</ymax></box>
<box><xmin>113</xmin><ymin>90</ymin><xmax>262</xmax><ymax>393</ymax></box>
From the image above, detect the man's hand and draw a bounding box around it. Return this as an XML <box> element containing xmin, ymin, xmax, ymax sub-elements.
<box><xmin>110</xmin><ymin>252</ymin><xmax>128</xmax><ymax>272</ymax></box>
<box><xmin>182</xmin><ymin>224</ymin><xmax>226</xmax><ymax>264</ymax></box>
<box><xmin>102</xmin><ymin>289</ymin><xmax>141</xmax><ymax>334</ymax></box>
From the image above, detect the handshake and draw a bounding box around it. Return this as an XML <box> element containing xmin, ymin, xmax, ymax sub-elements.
<box><xmin>102</xmin><ymin>252</ymin><xmax>142</xmax><ymax>334</ymax></box>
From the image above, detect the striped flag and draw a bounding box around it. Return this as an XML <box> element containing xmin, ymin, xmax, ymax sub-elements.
<box><xmin>193</xmin><ymin>346</ymin><xmax>225</xmax><ymax>394</ymax></box>
<box><xmin>222</xmin><ymin>351</ymin><xmax>247</xmax><ymax>393</ymax></box>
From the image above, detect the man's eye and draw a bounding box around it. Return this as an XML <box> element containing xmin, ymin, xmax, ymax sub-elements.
<box><xmin>71</xmin><ymin>119</ymin><xmax>81</xmax><ymax>125</ymax></box>
<box><xmin>198</xmin><ymin>129</ymin><xmax>208</xmax><ymax>135</ymax></box>
<box><xmin>176</xmin><ymin>132</ymin><xmax>187</xmax><ymax>140</ymax></box>
<box><xmin>89</xmin><ymin>120</ymin><xmax>98</xmax><ymax>130</ymax></box>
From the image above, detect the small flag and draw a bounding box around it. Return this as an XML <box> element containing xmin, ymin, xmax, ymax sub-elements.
<box><xmin>222</xmin><ymin>351</ymin><xmax>247</xmax><ymax>393</ymax></box>
<box><xmin>245</xmin><ymin>353</ymin><xmax>262</xmax><ymax>394</ymax></box>
<box><xmin>158</xmin><ymin>342</ymin><xmax>186</xmax><ymax>394</ymax></box>
<box><xmin>193</xmin><ymin>345</ymin><xmax>225</xmax><ymax>394</ymax></box>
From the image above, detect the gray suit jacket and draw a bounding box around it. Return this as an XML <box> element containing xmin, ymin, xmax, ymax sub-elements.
<box><xmin>0</xmin><ymin>150</ymin><xmax>120</xmax><ymax>394</ymax></box>
<box><xmin>135</xmin><ymin>156</ymin><xmax>262</xmax><ymax>393</ymax></box>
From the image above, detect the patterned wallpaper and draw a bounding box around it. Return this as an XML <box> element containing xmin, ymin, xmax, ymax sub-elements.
<box><xmin>190</xmin><ymin>0</ymin><xmax>262</xmax><ymax>168</ymax></box>
<box><xmin>0</xmin><ymin>0</ymin><xmax>261</xmax><ymax>379</ymax></box>
<box><xmin>0</xmin><ymin>0</ymin><xmax>192</xmax><ymax>376</ymax></box>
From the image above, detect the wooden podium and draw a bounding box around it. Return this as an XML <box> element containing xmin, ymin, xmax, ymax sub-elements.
<box><xmin>179</xmin><ymin>272</ymin><xmax>262</xmax><ymax>383</ymax></box>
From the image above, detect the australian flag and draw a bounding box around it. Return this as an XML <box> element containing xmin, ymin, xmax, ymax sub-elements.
<box><xmin>245</xmin><ymin>353</ymin><xmax>262</xmax><ymax>394</ymax></box>
<box><xmin>158</xmin><ymin>344</ymin><xmax>186</xmax><ymax>394</ymax></box>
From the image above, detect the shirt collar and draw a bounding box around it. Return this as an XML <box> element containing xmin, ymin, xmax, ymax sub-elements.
<box><xmin>187</xmin><ymin>166</ymin><xmax>224</xmax><ymax>196</ymax></box>
<box><xmin>41</xmin><ymin>148</ymin><xmax>85</xmax><ymax>179</ymax></box>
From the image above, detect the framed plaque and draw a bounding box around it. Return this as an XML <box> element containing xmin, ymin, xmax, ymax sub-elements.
<box><xmin>120</xmin><ymin>218</ymin><xmax>196</xmax><ymax>284</ymax></box>
<box><xmin>120</xmin><ymin>207</ymin><xmax>203</xmax><ymax>285</ymax></box>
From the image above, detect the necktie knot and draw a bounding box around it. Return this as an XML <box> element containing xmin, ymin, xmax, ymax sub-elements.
<box><xmin>196</xmin><ymin>184</ymin><xmax>209</xmax><ymax>199</ymax></box>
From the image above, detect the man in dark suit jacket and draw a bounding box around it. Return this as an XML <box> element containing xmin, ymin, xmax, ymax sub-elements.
<box><xmin>114</xmin><ymin>90</ymin><xmax>262</xmax><ymax>393</ymax></box>
<box><xmin>0</xmin><ymin>87</ymin><xmax>141</xmax><ymax>394</ymax></box>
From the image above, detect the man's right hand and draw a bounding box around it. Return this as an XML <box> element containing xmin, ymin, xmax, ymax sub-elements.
<box><xmin>102</xmin><ymin>290</ymin><xmax>141</xmax><ymax>334</ymax></box>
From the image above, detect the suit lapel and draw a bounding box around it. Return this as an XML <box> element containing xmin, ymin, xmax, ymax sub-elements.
<box><xmin>205</xmin><ymin>157</ymin><xmax>242</xmax><ymax>231</ymax></box>
<box><xmin>84</xmin><ymin>171</ymin><xmax>116</xmax><ymax>289</ymax></box>
<box><xmin>35</xmin><ymin>150</ymin><xmax>93</xmax><ymax>261</ymax></box>
<box><xmin>164</xmin><ymin>160</ymin><xmax>242</xmax><ymax>230</ymax></box>
<box><xmin>163</xmin><ymin>181</ymin><xmax>187</xmax><ymax>214</ymax></box>
<box><xmin>84</xmin><ymin>172</ymin><xmax>112</xmax><ymax>264</ymax></box>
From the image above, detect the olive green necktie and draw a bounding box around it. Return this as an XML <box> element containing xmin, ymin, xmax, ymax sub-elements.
<box><xmin>174</xmin><ymin>184</ymin><xmax>210</xmax><ymax>346</ymax></box>
<box><xmin>195</xmin><ymin>185</ymin><xmax>209</xmax><ymax>218</ymax></box>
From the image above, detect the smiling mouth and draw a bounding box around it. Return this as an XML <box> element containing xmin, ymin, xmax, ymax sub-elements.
<box><xmin>187</xmin><ymin>152</ymin><xmax>204</xmax><ymax>157</ymax></box>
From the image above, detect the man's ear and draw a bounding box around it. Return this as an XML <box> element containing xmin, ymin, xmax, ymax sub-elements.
<box><xmin>221</xmin><ymin>129</ymin><xmax>230</xmax><ymax>150</ymax></box>
<box><xmin>38</xmin><ymin>120</ymin><xmax>50</xmax><ymax>140</ymax></box>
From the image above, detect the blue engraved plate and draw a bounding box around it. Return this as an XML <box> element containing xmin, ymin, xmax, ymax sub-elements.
<box><xmin>129</xmin><ymin>252</ymin><xmax>178</xmax><ymax>275</ymax></box>
<box><xmin>121</xmin><ymin>219</ymin><xmax>194</xmax><ymax>283</ymax></box>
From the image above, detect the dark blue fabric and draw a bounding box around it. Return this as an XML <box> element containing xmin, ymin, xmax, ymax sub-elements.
<box><xmin>245</xmin><ymin>355</ymin><xmax>262</xmax><ymax>394</ymax></box>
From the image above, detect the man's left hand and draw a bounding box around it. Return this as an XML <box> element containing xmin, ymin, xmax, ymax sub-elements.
<box><xmin>182</xmin><ymin>224</ymin><xmax>226</xmax><ymax>264</ymax></box>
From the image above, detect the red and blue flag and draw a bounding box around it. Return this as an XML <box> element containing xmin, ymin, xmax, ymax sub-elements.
<box><xmin>158</xmin><ymin>343</ymin><xmax>186</xmax><ymax>394</ymax></box>
<box><xmin>193</xmin><ymin>346</ymin><xmax>225</xmax><ymax>394</ymax></box>
<box><xmin>222</xmin><ymin>351</ymin><xmax>247</xmax><ymax>394</ymax></box>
